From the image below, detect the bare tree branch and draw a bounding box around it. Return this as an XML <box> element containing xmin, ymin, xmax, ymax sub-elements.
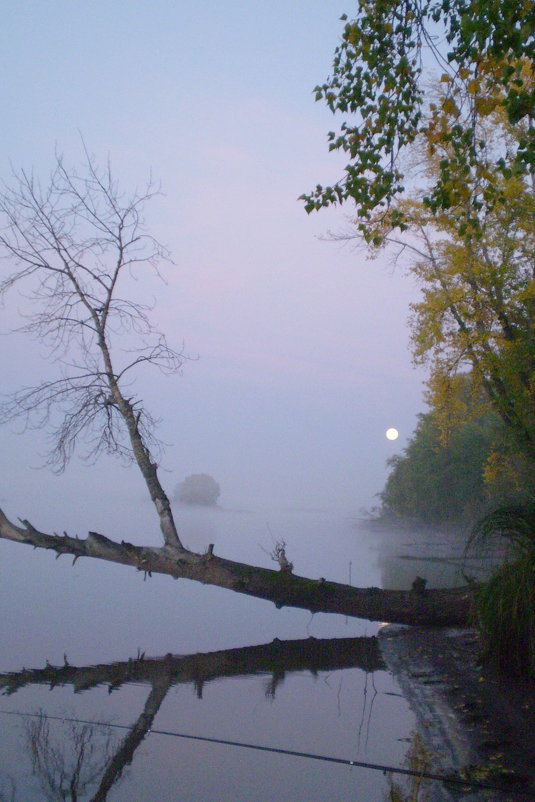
<box><xmin>0</xmin><ymin>150</ymin><xmax>186</xmax><ymax>548</ymax></box>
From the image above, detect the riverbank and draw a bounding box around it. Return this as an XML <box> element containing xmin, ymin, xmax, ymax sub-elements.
<box><xmin>378</xmin><ymin>626</ymin><xmax>535</xmax><ymax>801</ymax></box>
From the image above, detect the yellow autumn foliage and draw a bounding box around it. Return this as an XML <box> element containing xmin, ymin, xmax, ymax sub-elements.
<box><xmin>364</xmin><ymin>70</ymin><xmax>535</xmax><ymax>461</ymax></box>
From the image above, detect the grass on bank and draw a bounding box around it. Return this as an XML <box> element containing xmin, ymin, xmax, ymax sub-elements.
<box><xmin>468</xmin><ymin>505</ymin><xmax>535</xmax><ymax>677</ymax></box>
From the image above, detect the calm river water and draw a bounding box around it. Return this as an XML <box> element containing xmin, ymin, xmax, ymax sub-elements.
<box><xmin>0</xmin><ymin>504</ymin><xmax>479</xmax><ymax>800</ymax></box>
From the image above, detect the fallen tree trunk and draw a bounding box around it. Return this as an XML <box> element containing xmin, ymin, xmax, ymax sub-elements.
<box><xmin>0</xmin><ymin>507</ymin><xmax>473</xmax><ymax>627</ymax></box>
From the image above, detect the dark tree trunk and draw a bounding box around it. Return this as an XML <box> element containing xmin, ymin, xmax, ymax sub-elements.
<box><xmin>0</xmin><ymin>507</ymin><xmax>473</xmax><ymax>627</ymax></box>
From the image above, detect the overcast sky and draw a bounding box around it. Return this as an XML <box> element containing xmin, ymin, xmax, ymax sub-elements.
<box><xmin>0</xmin><ymin>1</ymin><xmax>428</xmax><ymax>520</ymax></box>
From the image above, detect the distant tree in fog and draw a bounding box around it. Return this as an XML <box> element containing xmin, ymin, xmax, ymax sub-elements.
<box><xmin>380</xmin><ymin>385</ymin><xmax>535</xmax><ymax>526</ymax></box>
<box><xmin>175</xmin><ymin>473</ymin><xmax>220</xmax><ymax>506</ymax></box>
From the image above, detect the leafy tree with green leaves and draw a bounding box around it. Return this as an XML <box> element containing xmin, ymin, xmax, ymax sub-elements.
<box><xmin>306</xmin><ymin>0</ymin><xmax>535</xmax><ymax>675</ymax></box>
<box><xmin>401</xmin><ymin>99</ymin><xmax>535</xmax><ymax>460</ymax></box>
<box><xmin>325</xmin><ymin>65</ymin><xmax>535</xmax><ymax>463</ymax></box>
<box><xmin>306</xmin><ymin>2</ymin><xmax>535</xmax><ymax>454</ymax></box>
<box><xmin>303</xmin><ymin>0</ymin><xmax>534</xmax><ymax>239</ymax></box>
<box><xmin>380</xmin><ymin>401</ymin><xmax>504</xmax><ymax>524</ymax></box>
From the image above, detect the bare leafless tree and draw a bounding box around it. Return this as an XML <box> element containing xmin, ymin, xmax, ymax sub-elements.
<box><xmin>0</xmin><ymin>149</ymin><xmax>475</xmax><ymax>627</ymax></box>
<box><xmin>0</xmin><ymin>149</ymin><xmax>185</xmax><ymax>549</ymax></box>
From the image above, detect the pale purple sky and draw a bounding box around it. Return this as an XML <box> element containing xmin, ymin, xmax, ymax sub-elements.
<box><xmin>0</xmin><ymin>1</ymin><xmax>427</xmax><ymax>519</ymax></box>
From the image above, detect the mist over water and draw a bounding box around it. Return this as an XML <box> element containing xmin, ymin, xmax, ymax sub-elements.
<box><xmin>0</xmin><ymin>7</ymin><xmax>457</xmax><ymax>797</ymax></box>
<box><xmin>2</xmin><ymin>503</ymin><xmax>461</xmax><ymax>800</ymax></box>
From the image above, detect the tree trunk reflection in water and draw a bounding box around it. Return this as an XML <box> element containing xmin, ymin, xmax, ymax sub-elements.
<box><xmin>1</xmin><ymin>636</ymin><xmax>383</xmax><ymax>800</ymax></box>
<box><xmin>3</xmin><ymin>634</ymin><xmax>502</xmax><ymax>800</ymax></box>
<box><xmin>92</xmin><ymin>680</ymin><xmax>170</xmax><ymax>802</ymax></box>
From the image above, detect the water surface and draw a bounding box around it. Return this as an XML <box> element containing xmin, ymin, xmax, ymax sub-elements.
<box><xmin>0</xmin><ymin>505</ymin><xmax>478</xmax><ymax>800</ymax></box>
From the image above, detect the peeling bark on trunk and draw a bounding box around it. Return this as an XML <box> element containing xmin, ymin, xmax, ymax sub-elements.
<box><xmin>0</xmin><ymin>507</ymin><xmax>473</xmax><ymax>627</ymax></box>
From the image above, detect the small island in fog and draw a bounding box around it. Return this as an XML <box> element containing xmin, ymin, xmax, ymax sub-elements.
<box><xmin>174</xmin><ymin>473</ymin><xmax>221</xmax><ymax>506</ymax></box>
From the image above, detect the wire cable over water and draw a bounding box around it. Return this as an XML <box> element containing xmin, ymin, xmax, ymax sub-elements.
<box><xmin>0</xmin><ymin>709</ymin><xmax>507</xmax><ymax>793</ymax></box>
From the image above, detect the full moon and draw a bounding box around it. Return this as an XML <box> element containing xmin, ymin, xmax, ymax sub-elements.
<box><xmin>386</xmin><ymin>428</ymin><xmax>399</xmax><ymax>441</ymax></box>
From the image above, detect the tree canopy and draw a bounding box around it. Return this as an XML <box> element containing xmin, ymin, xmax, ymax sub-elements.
<box><xmin>303</xmin><ymin>0</ymin><xmax>534</xmax><ymax>237</ymax></box>
<box><xmin>307</xmin><ymin>2</ymin><xmax>535</xmax><ymax>516</ymax></box>
<box><xmin>381</xmin><ymin>405</ymin><xmax>495</xmax><ymax>524</ymax></box>
<box><xmin>323</xmin><ymin>58</ymin><xmax>535</xmax><ymax>464</ymax></box>
<box><xmin>380</xmin><ymin>385</ymin><xmax>535</xmax><ymax>525</ymax></box>
<box><xmin>388</xmin><ymin>96</ymin><xmax>535</xmax><ymax>459</ymax></box>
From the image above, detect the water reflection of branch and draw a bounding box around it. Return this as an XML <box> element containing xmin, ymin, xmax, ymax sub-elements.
<box><xmin>13</xmin><ymin>684</ymin><xmax>168</xmax><ymax>802</ymax></box>
<box><xmin>0</xmin><ymin>636</ymin><xmax>384</xmax><ymax>699</ymax></box>
<box><xmin>356</xmin><ymin>668</ymin><xmax>380</xmax><ymax>757</ymax></box>
<box><xmin>92</xmin><ymin>679</ymin><xmax>170</xmax><ymax>802</ymax></box>
<box><xmin>22</xmin><ymin>712</ymin><xmax>117</xmax><ymax>801</ymax></box>
<box><xmin>2</xmin><ymin>637</ymin><xmax>384</xmax><ymax>801</ymax></box>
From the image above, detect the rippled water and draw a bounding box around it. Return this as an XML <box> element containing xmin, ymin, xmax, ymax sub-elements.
<box><xmin>0</xmin><ymin>505</ymin><xmax>480</xmax><ymax>800</ymax></box>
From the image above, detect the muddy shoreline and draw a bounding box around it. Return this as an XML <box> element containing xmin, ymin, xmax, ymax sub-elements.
<box><xmin>378</xmin><ymin>626</ymin><xmax>535</xmax><ymax>801</ymax></box>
